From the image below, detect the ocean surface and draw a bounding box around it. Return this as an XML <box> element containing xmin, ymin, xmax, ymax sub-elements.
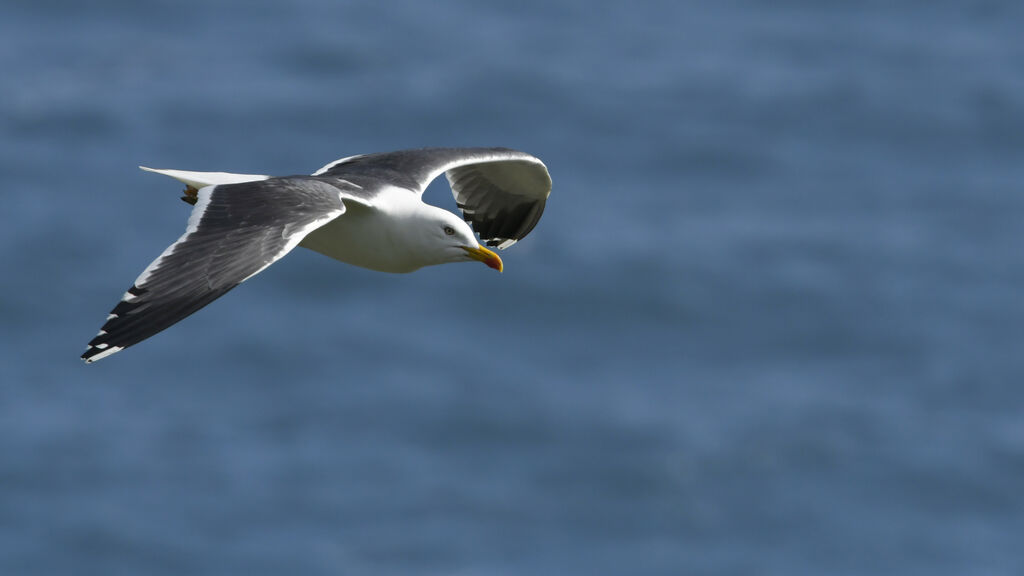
<box><xmin>3</xmin><ymin>1</ymin><xmax>1024</xmax><ymax>574</ymax></box>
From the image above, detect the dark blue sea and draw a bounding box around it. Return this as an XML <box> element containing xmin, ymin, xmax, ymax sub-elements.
<box><xmin>3</xmin><ymin>1</ymin><xmax>1024</xmax><ymax>574</ymax></box>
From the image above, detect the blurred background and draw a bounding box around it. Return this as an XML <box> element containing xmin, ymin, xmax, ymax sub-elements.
<box><xmin>3</xmin><ymin>1</ymin><xmax>1024</xmax><ymax>574</ymax></box>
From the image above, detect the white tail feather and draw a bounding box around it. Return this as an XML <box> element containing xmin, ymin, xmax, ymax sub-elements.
<box><xmin>139</xmin><ymin>166</ymin><xmax>270</xmax><ymax>190</ymax></box>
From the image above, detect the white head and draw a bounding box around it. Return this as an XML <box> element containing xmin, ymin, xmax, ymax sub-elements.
<box><xmin>406</xmin><ymin>203</ymin><xmax>503</xmax><ymax>272</ymax></box>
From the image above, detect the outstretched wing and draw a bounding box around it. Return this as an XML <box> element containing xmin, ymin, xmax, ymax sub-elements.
<box><xmin>82</xmin><ymin>177</ymin><xmax>365</xmax><ymax>363</ymax></box>
<box><xmin>315</xmin><ymin>147</ymin><xmax>551</xmax><ymax>249</ymax></box>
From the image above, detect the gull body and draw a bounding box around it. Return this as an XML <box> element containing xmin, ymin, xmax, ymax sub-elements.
<box><xmin>300</xmin><ymin>186</ymin><xmax>484</xmax><ymax>273</ymax></box>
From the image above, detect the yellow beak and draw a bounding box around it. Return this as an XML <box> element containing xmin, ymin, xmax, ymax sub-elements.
<box><xmin>461</xmin><ymin>244</ymin><xmax>503</xmax><ymax>272</ymax></box>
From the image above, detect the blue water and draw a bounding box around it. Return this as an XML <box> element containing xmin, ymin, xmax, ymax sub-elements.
<box><xmin>3</xmin><ymin>1</ymin><xmax>1024</xmax><ymax>574</ymax></box>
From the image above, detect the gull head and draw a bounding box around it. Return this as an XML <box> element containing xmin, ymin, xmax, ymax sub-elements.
<box><xmin>413</xmin><ymin>204</ymin><xmax>503</xmax><ymax>272</ymax></box>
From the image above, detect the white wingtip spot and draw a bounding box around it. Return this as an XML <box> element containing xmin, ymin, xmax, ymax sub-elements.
<box><xmin>82</xmin><ymin>345</ymin><xmax>124</xmax><ymax>364</ymax></box>
<box><xmin>81</xmin><ymin>342</ymin><xmax>124</xmax><ymax>360</ymax></box>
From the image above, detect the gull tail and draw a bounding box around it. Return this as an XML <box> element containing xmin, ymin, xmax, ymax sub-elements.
<box><xmin>140</xmin><ymin>167</ymin><xmax>272</xmax><ymax>204</ymax></box>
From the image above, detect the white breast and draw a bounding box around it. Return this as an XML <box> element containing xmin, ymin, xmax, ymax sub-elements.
<box><xmin>298</xmin><ymin>191</ymin><xmax>430</xmax><ymax>273</ymax></box>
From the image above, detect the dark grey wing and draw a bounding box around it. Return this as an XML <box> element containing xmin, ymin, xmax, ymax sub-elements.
<box><xmin>82</xmin><ymin>177</ymin><xmax>356</xmax><ymax>363</ymax></box>
<box><xmin>315</xmin><ymin>147</ymin><xmax>551</xmax><ymax>249</ymax></box>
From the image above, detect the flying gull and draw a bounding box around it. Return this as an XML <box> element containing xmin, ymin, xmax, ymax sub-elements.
<box><xmin>82</xmin><ymin>147</ymin><xmax>551</xmax><ymax>363</ymax></box>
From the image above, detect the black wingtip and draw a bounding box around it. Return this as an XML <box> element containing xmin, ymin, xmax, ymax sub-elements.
<box><xmin>81</xmin><ymin>338</ymin><xmax>124</xmax><ymax>363</ymax></box>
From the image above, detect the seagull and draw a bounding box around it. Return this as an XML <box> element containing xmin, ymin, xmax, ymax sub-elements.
<box><xmin>82</xmin><ymin>147</ymin><xmax>551</xmax><ymax>363</ymax></box>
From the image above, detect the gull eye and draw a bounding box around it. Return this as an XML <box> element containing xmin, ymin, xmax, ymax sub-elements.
<box><xmin>443</xmin><ymin>225</ymin><xmax>455</xmax><ymax>236</ymax></box>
